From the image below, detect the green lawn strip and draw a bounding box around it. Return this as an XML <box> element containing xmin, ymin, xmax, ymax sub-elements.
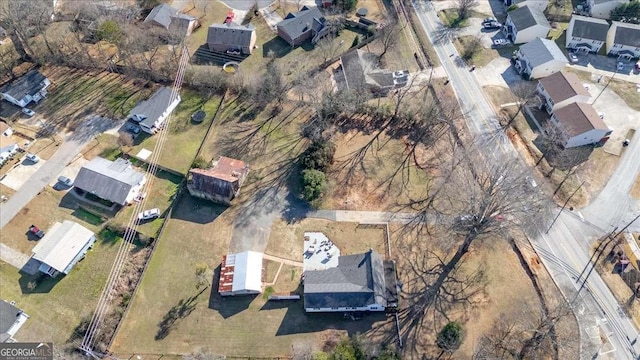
<box><xmin>453</xmin><ymin>35</ymin><xmax>499</xmax><ymax>67</ymax></box>
<box><xmin>0</xmin><ymin>237</ymin><xmax>121</xmax><ymax>346</ymax></box>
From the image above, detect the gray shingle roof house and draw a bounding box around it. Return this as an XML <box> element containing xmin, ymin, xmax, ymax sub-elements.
<box><xmin>144</xmin><ymin>3</ymin><xmax>196</xmax><ymax>35</ymax></box>
<box><xmin>74</xmin><ymin>157</ymin><xmax>146</xmax><ymax>206</ymax></box>
<box><xmin>207</xmin><ymin>23</ymin><xmax>257</xmax><ymax>55</ymax></box>
<box><xmin>31</xmin><ymin>221</ymin><xmax>97</xmax><ymax>278</ymax></box>
<box><xmin>503</xmin><ymin>5</ymin><xmax>551</xmax><ymax>44</ymax></box>
<box><xmin>276</xmin><ymin>6</ymin><xmax>328</xmax><ymax>47</ymax></box>
<box><xmin>128</xmin><ymin>87</ymin><xmax>181</xmax><ymax>134</ymax></box>
<box><xmin>566</xmin><ymin>15</ymin><xmax>609</xmax><ymax>53</ymax></box>
<box><xmin>0</xmin><ymin>300</ymin><xmax>29</xmax><ymax>343</ymax></box>
<box><xmin>606</xmin><ymin>21</ymin><xmax>640</xmax><ymax>59</ymax></box>
<box><xmin>515</xmin><ymin>37</ymin><xmax>568</xmax><ymax>79</ymax></box>
<box><xmin>304</xmin><ymin>250</ymin><xmax>394</xmax><ymax>312</ymax></box>
<box><xmin>339</xmin><ymin>49</ymin><xmax>409</xmax><ymax>95</ymax></box>
<box><xmin>0</xmin><ymin>70</ymin><xmax>51</xmax><ymax>108</ymax></box>
<box><xmin>187</xmin><ymin>156</ymin><xmax>249</xmax><ymax>205</ymax></box>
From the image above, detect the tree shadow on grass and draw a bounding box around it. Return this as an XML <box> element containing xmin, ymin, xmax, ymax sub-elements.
<box><xmin>156</xmin><ymin>292</ymin><xmax>203</xmax><ymax>340</ymax></box>
<box><xmin>18</xmin><ymin>271</ymin><xmax>61</xmax><ymax>294</ymax></box>
<box><xmin>263</xmin><ymin>37</ymin><xmax>293</xmax><ymax>58</ymax></box>
<box><xmin>208</xmin><ymin>265</ymin><xmax>258</xmax><ymax>318</ymax></box>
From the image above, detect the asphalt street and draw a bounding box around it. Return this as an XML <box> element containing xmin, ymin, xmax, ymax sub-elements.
<box><xmin>0</xmin><ymin>116</ymin><xmax>120</xmax><ymax>230</ymax></box>
<box><xmin>411</xmin><ymin>2</ymin><xmax>640</xmax><ymax>358</ymax></box>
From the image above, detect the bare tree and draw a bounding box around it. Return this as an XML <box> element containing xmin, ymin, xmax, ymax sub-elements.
<box><xmin>316</xmin><ymin>34</ymin><xmax>342</xmax><ymax>64</ymax></box>
<box><xmin>460</xmin><ymin>36</ymin><xmax>482</xmax><ymax>61</ymax></box>
<box><xmin>378</xmin><ymin>21</ymin><xmax>401</xmax><ymax>59</ymax></box>
<box><xmin>456</xmin><ymin>0</ymin><xmax>479</xmax><ymax>20</ymax></box>
<box><xmin>534</xmin><ymin>122</ymin><xmax>568</xmax><ymax>167</ymax></box>
<box><xmin>501</xmin><ymin>81</ymin><xmax>539</xmax><ymax>129</ymax></box>
<box><xmin>0</xmin><ymin>0</ymin><xmax>53</xmax><ymax>61</ymax></box>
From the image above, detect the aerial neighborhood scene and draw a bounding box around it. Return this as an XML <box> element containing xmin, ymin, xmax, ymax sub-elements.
<box><xmin>1</xmin><ymin>0</ymin><xmax>640</xmax><ymax>358</ymax></box>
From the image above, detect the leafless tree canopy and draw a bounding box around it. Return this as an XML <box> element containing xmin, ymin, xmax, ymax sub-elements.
<box><xmin>456</xmin><ymin>0</ymin><xmax>479</xmax><ymax>20</ymax></box>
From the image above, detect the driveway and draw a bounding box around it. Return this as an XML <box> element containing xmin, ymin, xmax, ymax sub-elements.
<box><xmin>1</xmin><ymin>158</ymin><xmax>47</xmax><ymax>191</ymax></box>
<box><xmin>0</xmin><ymin>116</ymin><xmax>118</xmax><ymax>229</ymax></box>
<box><xmin>47</xmin><ymin>156</ymin><xmax>89</xmax><ymax>188</ymax></box>
<box><xmin>259</xmin><ymin>7</ymin><xmax>283</xmax><ymax>31</ymax></box>
<box><xmin>568</xmin><ymin>52</ymin><xmax>640</xmax><ymax>84</ymax></box>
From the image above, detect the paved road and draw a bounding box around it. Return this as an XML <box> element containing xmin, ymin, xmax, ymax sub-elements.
<box><xmin>412</xmin><ymin>3</ymin><xmax>639</xmax><ymax>359</ymax></box>
<box><xmin>0</xmin><ymin>116</ymin><xmax>120</xmax><ymax>230</ymax></box>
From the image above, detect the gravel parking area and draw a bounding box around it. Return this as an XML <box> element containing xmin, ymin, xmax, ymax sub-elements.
<box><xmin>1</xmin><ymin>158</ymin><xmax>47</xmax><ymax>191</ymax></box>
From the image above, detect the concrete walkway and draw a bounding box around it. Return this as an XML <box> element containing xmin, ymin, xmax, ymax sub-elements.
<box><xmin>262</xmin><ymin>253</ymin><xmax>304</xmax><ymax>267</ymax></box>
<box><xmin>259</xmin><ymin>7</ymin><xmax>283</xmax><ymax>32</ymax></box>
<box><xmin>308</xmin><ymin>210</ymin><xmax>423</xmax><ymax>224</ymax></box>
<box><xmin>0</xmin><ymin>243</ymin><xmax>30</xmax><ymax>270</ymax></box>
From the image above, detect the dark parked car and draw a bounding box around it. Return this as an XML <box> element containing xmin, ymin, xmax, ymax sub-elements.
<box><xmin>29</xmin><ymin>225</ymin><xmax>45</xmax><ymax>238</ymax></box>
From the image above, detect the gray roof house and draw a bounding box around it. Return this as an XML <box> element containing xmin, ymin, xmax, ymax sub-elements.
<box><xmin>74</xmin><ymin>157</ymin><xmax>146</xmax><ymax>206</ymax></box>
<box><xmin>566</xmin><ymin>15</ymin><xmax>609</xmax><ymax>53</ymax></box>
<box><xmin>340</xmin><ymin>49</ymin><xmax>409</xmax><ymax>95</ymax></box>
<box><xmin>128</xmin><ymin>87</ymin><xmax>181</xmax><ymax>134</ymax></box>
<box><xmin>31</xmin><ymin>221</ymin><xmax>97</xmax><ymax>278</ymax></box>
<box><xmin>0</xmin><ymin>69</ymin><xmax>51</xmax><ymax>108</ymax></box>
<box><xmin>207</xmin><ymin>23</ymin><xmax>257</xmax><ymax>55</ymax></box>
<box><xmin>144</xmin><ymin>3</ymin><xmax>196</xmax><ymax>36</ymax></box>
<box><xmin>276</xmin><ymin>6</ymin><xmax>328</xmax><ymax>47</ymax></box>
<box><xmin>304</xmin><ymin>250</ymin><xmax>395</xmax><ymax>312</ymax></box>
<box><xmin>503</xmin><ymin>5</ymin><xmax>551</xmax><ymax>44</ymax></box>
<box><xmin>0</xmin><ymin>300</ymin><xmax>29</xmax><ymax>343</ymax></box>
<box><xmin>515</xmin><ymin>37</ymin><xmax>569</xmax><ymax>79</ymax></box>
<box><xmin>606</xmin><ymin>21</ymin><xmax>640</xmax><ymax>59</ymax></box>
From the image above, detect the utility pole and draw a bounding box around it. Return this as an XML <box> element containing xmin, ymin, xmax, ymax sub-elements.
<box><xmin>546</xmin><ymin>180</ymin><xmax>585</xmax><ymax>234</ymax></box>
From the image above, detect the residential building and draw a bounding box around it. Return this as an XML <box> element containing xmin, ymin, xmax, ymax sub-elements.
<box><xmin>515</xmin><ymin>37</ymin><xmax>569</xmax><ymax>79</ymax></box>
<box><xmin>276</xmin><ymin>6</ymin><xmax>329</xmax><ymax>47</ymax></box>
<box><xmin>503</xmin><ymin>5</ymin><xmax>551</xmax><ymax>44</ymax></box>
<box><xmin>339</xmin><ymin>49</ymin><xmax>409</xmax><ymax>95</ymax></box>
<box><xmin>566</xmin><ymin>15</ymin><xmax>609</xmax><ymax>53</ymax></box>
<box><xmin>30</xmin><ymin>221</ymin><xmax>97</xmax><ymax>278</ymax></box>
<box><xmin>551</xmin><ymin>102</ymin><xmax>611</xmax><ymax>148</ymax></box>
<box><xmin>127</xmin><ymin>87</ymin><xmax>181</xmax><ymax>134</ymax></box>
<box><xmin>0</xmin><ymin>130</ymin><xmax>18</xmax><ymax>166</ymax></box>
<box><xmin>503</xmin><ymin>0</ymin><xmax>549</xmax><ymax>12</ymax></box>
<box><xmin>187</xmin><ymin>156</ymin><xmax>249</xmax><ymax>205</ymax></box>
<box><xmin>537</xmin><ymin>71</ymin><xmax>590</xmax><ymax>114</ymax></box>
<box><xmin>207</xmin><ymin>22</ymin><xmax>257</xmax><ymax>55</ymax></box>
<box><xmin>218</xmin><ymin>251</ymin><xmax>263</xmax><ymax>296</ymax></box>
<box><xmin>0</xmin><ymin>70</ymin><xmax>51</xmax><ymax>108</ymax></box>
<box><xmin>587</xmin><ymin>0</ymin><xmax>629</xmax><ymax>19</ymax></box>
<box><xmin>74</xmin><ymin>157</ymin><xmax>146</xmax><ymax>206</ymax></box>
<box><xmin>303</xmin><ymin>250</ymin><xmax>398</xmax><ymax>312</ymax></box>
<box><xmin>0</xmin><ymin>300</ymin><xmax>29</xmax><ymax>343</ymax></box>
<box><xmin>144</xmin><ymin>3</ymin><xmax>197</xmax><ymax>35</ymax></box>
<box><xmin>606</xmin><ymin>21</ymin><xmax>640</xmax><ymax>60</ymax></box>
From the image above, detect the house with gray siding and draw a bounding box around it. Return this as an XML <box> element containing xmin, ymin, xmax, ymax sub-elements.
<box><xmin>0</xmin><ymin>70</ymin><xmax>51</xmax><ymax>108</ymax></box>
<box><xmin>503</xmin><ymin>5</ymin><xmax>551</xmax><ymax>44</ymax></box>
<box><xmin>144</xmin><ymin>3</ymin><xmax>197</xmax><ymax>35</ymax></box>
<box><xmin>514</xmin><ymin>37</ymin><xmax>569</xmax><ymax>79</ymax></box>
<box><xmin>128</xmin><ymin>87</ymin><xmax>181</xmax><ymax>134</ymax></box>
<box><xmin>31</xmin><ymin>221</ymin><xmax>97</xmax><ymax>278</ymax></box>
<box><xmin>566</xmin><ymin>15</ymin><xmax>609</xmax><ymax>53</ymax></box>
<box><xmin>207</xmin><ymin>22</ymin><xmax>257</xmax><ymax>55</ymax></box>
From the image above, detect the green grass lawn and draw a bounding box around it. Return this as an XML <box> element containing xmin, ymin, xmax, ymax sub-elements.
<box><xmin>0</xmin><ymin>235</ymin><xmax>122</xmax><ymax>349</ymax></box>
<box><xmin>129</xmin><ymin>90</ymin><xmax>222</xmax><ymax>174</ymax></box>
<box><xmin>439</xmin><ymin>9</ymin><xmax>468</xmax><ymax>28</ymax></box>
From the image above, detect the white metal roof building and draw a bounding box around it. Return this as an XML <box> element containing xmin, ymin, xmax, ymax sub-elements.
<box><xmin>31</xmin><ymin>221</ymin><xmax>96</xmax><ymax>277</ymax></box>
<box><xmin>218</xmin><ymin>251</ymin><xmax>263</xmax><ymax>296</ymax></box>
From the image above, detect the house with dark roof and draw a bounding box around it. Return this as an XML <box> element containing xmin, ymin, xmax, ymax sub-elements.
<box><xmin>207</xmin><ymin>22</ymin><xmax>257</xmax><ymax>55</ymax></box>
<box><xmin>551</xmin><ymin>102</ymin><xmax>611</xmax><ymax>148</ymax></box>
<box><xmin>143</xmin><ymin>3</ymin><xmax>197</xmax><ymax>36</ymax></box>
<box><xmin>303</xmin><ymin>250</ymin><xmax>397</xmax><ymax>312</ymax></box>
<box><xmin>606</xmin><ymin>21</ymin><xmax>640</xmax><ymax>60</ymax></box>
<box><xmin>276</xmin><ymin>6</ymin><xmax>329</xmax><ymax>47</ymax></box>
<box><xmin>218</xmin><ymin>251</ymin><xmax>263</xmax><ymax>296</ymax></box>
<box><xmin>514</xmin><ymin>37</ymin><xmax>569</xmax><ymax>79</ymax></box>
<box><xmin>0</xmin><ymin>70</ymin><xmax>51</xmax><ymax>108</ymax></box>
<box><xmin>586</xmin><ymin>0</ymin><xmax>630</xmax><ymax>19</ymax></box>
<box><xmin>128</xmin><ymin>87</ymin><xmax>181</xmax><ymax>134</ymax></box>
<box><xmin>503</xmin><ymin>0</ymin><xmax>548</xmax><ymax>12</ymax></box>
<box><xmin>187</xmin><ymin>156</ymin><xmax>249</xmax><ymax>205</ymax></box>
<box><xmin>503</xmin><ymin>5</ymin><xmax>551</xmax><ymax>44</ymax></box>
<box><xmin>537</xmin><ymin>71</ymin><xmax>590</xmax><ymax>114</ymax></box>
<box><xmin>0</xmin><ymin>300</ymin><xmax>29</xmax><ymax>343</ymax></box>
<box><xmin>566</xmin><ymin>15</ymin><xmax>609</xmax><ymax>53</ymax></box>
<box><xmin>74</xmin><ymin>157</ymin><xmax>146</xmax><ymax>207</ymax></box>
<box><xmin>339</xmin><ymin>49</ymin><xmax>409</xmax><ymax>95</ymax></box>
<box><xmin>31</xmin><ymin>221</ymin><xmax>96</xmax><ymax>278</ymax></box>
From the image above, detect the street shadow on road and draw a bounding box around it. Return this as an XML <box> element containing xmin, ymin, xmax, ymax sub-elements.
<box><xmin>170</xmin><ymin>195</ymin><xmax>228</xmax><ymax>224</ymax></box>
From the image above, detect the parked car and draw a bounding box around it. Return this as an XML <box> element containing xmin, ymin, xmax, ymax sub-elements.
<box><xmin>492</xmin><ymin>39</ymin><xmax>509</xmax><ymax>47</ymax></box>
<box><xmin>617</xmin><ymin>62</ymin><xmax>625</xmax><ymax>71</ymax></box>
<box><xmin>569</xmin><ymin>53</ymin><xmax>578</xmax><ymax>63</ymax></box>
<box><xmin>133</xmin><ymin>192</ymin><xmax>147</xmax><ymax>203</ymax></box>
<box><xmin>57</xmin><ymin>176</ymin><xmax>74</xmax><ymax>187</ymax></box>
<box><xmin>21</xmin><ymin>108</ymin><xmax>35</xmax><ymax>117</ymax></box>
<box><xmin>482</xmin><ymin>17</ymin><xmax>497</xmax><ymax>24</ymax></box>
<box><xmin>25</xmin><ymin>153</ymin><xmax>39</xmax><ymax>163</ymax></box>
<box><xmin>483</xmin><ymin>21</ymin><xmax>502</xmax><ymax>30</ymax></box>
<box><xmin>138</xmin><ymin>208</ymin><xmax>160</xmax><ymax>221</ymax></box>
<box><xmin>29</xmin><ymin>225</ymin><xmax>45</xmax><ymax>238</ymax></box>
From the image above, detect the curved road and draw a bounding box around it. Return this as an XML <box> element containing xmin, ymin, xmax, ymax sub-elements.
<box><xmin>411</xmin><ymin>2</ymin><xmax>640</xmax><ymax>359</ymax></box>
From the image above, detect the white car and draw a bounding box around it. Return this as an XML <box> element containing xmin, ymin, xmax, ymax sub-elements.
<box><xmin>138</xmin><ymin>208</ymin><xmax>160</xmax><ymax>221</ymax></box>
<box><xmin>22</xmin><ymin>108</ymin><xmax>35</xmax><ymax>117</ymax></box>
<box><xmin>569</xmin><ymin>53</ymin><xmax>578</xmax><ymax>63</ymax></box>
<box><xmin>25</xmin><ymin>153</ymin><xmax>40</xmax><ymax>163</ymax></box>
<box><xmin>57</xmin><ymin>176</ymin><xmax>73</xmax><ymax>187</ymax></box>
<box><xmin>617</xmin><ymin>62</ymin><xmax>625</xmax><ymax>71</ymax></box>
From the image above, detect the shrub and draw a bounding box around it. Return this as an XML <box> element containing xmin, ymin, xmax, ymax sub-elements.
<box><xmin>97</xmin><ymin>20</ymin><xmax>122</xmax><ymax>43</ymax></box>
<box><xmin>437</xmin><ymin>321</ymin><xmax>463</xmax><ymax>352</ymax></box>
<box><xmin>192</xmin><ymin>156</ymin><xmax>209</xmax><ymax>169</ymax></box>
<box><xmin>301</xmin><ymin>169</ymin><xmax>326</xmax><ymax>201</ymax></box>
<box><xmin>301</xmin><ymin>140</ymin><xmax>336</xmax><ymax>172</ymax></box>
